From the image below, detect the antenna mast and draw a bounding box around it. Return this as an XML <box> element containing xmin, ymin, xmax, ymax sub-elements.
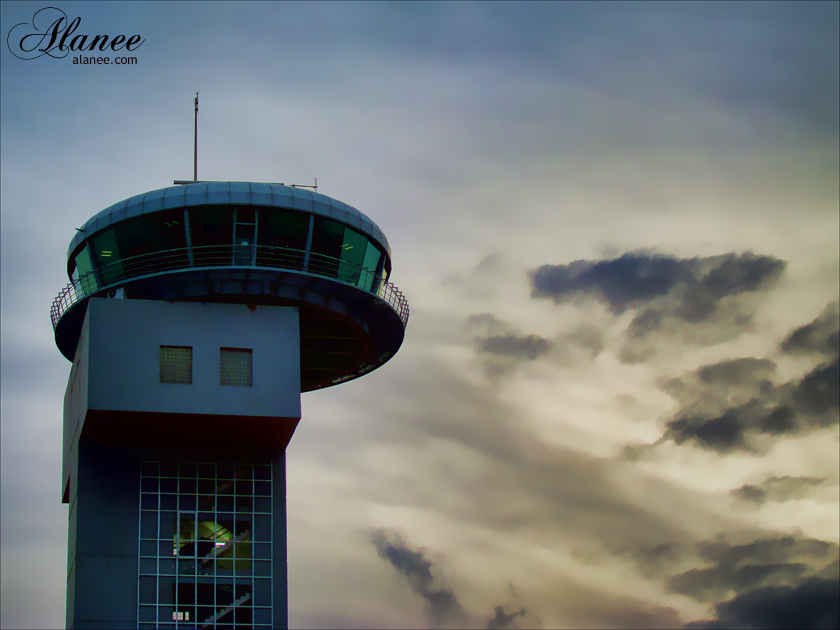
<box><xmin>193</xmin><ymin>92</ymin><xmax>199</xmax><ymax>181</ymax></box>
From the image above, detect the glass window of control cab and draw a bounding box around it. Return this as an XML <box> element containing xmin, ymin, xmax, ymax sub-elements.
<box><xmin>70</xmin><ymin>208</ymin><xmax>190</xmax><ymax>288</ymax></box>
<box><xmin>189</xmin><ymin>206</ymin><xmax>234</xmax><ymax>265</ymax></box>
<box><xmin>65</xmin><ymin>201</ymin><xmax>389</xmax><ymax>297</ymax></box>
<box><xmin>256</xmin><ymin>207</ymin><xmax>309</xmax><ymax>270</ymax></box>
<box><xmin>309</xmin><ymin>216</ymin><xmax>383</xmax><ymax>289</ymax></box>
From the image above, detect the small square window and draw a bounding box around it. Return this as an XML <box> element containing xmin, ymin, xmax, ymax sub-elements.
<box><xmin>160</xmin><ymin>346</ymin><xmax>192</xmax><ymax>384</ymax></box>
<box><xmin>221</xmin><ymin>348</ymin><xmax>253</xmax><ymax>387</ymax></box>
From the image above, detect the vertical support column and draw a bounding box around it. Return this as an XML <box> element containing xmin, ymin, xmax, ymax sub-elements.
<box><xmin>253</xmin><ymin>209</ymin><xmax>260</xmax><ymax>266</ymax></box>
<box><xmin>302</xmin><ymin>215</ymin><xmax>314</xmax><ymax>273</ymax></box>
<box><xmin>70</xmin><ymin>442</ymin><xmax>140</xmax><ymax>629</ymax></box>
<box><xmin>183</xmin><ymin>209</ymin><xmax>194</xmax><ymax>267</ymax></box>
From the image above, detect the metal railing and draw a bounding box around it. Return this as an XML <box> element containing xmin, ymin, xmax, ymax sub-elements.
<box><xmin>51</xmin><ymin>244</ymin><xmax>409</xmax><ymax>330</ymax></box>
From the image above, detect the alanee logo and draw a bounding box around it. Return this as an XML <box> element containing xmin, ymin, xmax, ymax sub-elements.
<box><xmin>7</xmin><ymin>6</ymin><xmax>145</xmax><ymax>60</ymax></box>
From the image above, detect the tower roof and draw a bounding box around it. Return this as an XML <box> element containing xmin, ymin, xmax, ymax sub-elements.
<box><xmin>68</xmin><ymin>181</ymin><xmax>391</xmax><ymax>260</ymax></box>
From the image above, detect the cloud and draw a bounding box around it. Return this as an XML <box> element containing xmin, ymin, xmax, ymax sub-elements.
<box><xmin>657</xmin><ymin>351</ymin><xmax>839</xmax><ymax>454</ymax></box>
<box><xmin>549</xmin><ymin>324</ymin><xmax>606</xmax><ymax>365</ymax></box>
<box><xmin>443</xmin><ymin>255</ymin><xmax>514</xmax><ymax>300</ymax></box>
<box><xmin>344</xmin><ymin>349</ymin><xmax>739</xmax><ymax>626</ymax></box>
<box><xmin>486</xmin><ymin>605</ymin><xmax>527</xmax><ymax>630</ymax></box>
<box><xmin>618</xmin><ymin>532</ymin><xmax>840</xmax><ymax>629</ymax></box>
<box><xmin>530</xmin><ymin>253</ymin><xmax>687</xmax><ymax>314</ymax></box>
<box><xmin>529</xmin><ymin>251</ymin><xmax>784</xmax><ymax>318</ymax></box>
<box><xmin>793</xmin><ymin>358</ymin><xmax>840</xmax><ymax>421</ymax></box>
<box><xmin>371</xmin><ymin>528</ymin><xmax>467</xmax><ymax>628</ymax></box>
<box><xmin>466</xmin><ymin>314</ymin><xmax>553</xmax><ymax>380</ymax></box>
<box><xmin>686</xmin><ymin>578</ymin><xmax>840</xmax><ymax>630</ymax></box>
<box><xmin>781</xmin><ymin>302</ymin><xmax>840</xmax><ymax>358</ymax></box>
<box><xmin>528</xmin><ymin>252</ymin><xmax>786</xmax><ymax>362</ymax></box>
<box><xmin>730</xmin><ymin>476</ymin><xmax>827</xmax><ymax>504</ymax></box>
<box><xmin>370</xmin><ymin>528</ymin><xmax>532</xmax><ymax>629</ymax></box>
<box><xmin>667</xmin><ymin>533</ymin><xmax>838</xmax><ymax>603</ymax></box>
<box><xmin>477</xmin><ymin>334</ymin><xmax>551</xmax><ymax>361</ymax></box>
<box><xmin>616</xmin><ymin>543</ymin><xmax>684</xmax><ymax>578</ymax></box>
<box><xmin>464</xmin><ymin>313</ymin><xmax>510</xmax><ymax>336</ymax></box>
<box><xmin>467</xmin><ymin>313</ymin><xmax>602</xmax><ymax>368</ymax></box>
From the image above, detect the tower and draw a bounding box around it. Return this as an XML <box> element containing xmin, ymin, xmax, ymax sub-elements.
<box><xmin>51</xmin><ymin>181</ymin><xmax>408</xmax><ymax>629</ymax></box>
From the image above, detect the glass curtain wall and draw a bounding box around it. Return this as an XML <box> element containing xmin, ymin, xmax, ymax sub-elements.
<box><xmin>69</xmin><ymin>206</ymin><xmax>386</xmax><ymax>294</ymax></box>
<box><xmin>309</xmin><ymin>216</ymin><xmax>382</xmax><ymax>290</ymax></box>
<box><xmin>137</xmin><ymin>458</ymin><xmax>273</xmax><ymax>629</ymax></box>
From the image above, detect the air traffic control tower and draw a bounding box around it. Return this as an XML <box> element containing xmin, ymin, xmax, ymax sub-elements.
<box><xmin>51</xmin><ymin>181</ymin><xmax>408</xmax><ymax>629</ymax></box>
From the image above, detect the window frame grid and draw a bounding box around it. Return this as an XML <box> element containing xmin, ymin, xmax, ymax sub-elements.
<box><xmin>138</xmin><ymin>458</ymin><xmax>273</xmax><ymax>628</ymax></box>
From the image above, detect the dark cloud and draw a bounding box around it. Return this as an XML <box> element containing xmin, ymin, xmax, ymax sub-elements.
<box><xmin>671</xmin><ymin>561</ymin><xmax>812</xmax><ymax>602</ymax></box>
<box><xmin>696</xmin><ymin>358</ymin><xmax>777</xmax><ymax>387</ymax></box>
<box><xmin>466</xmin><ymin>315</ymin><xmax>556</xmax><ymax>379</ymax></box>
<box><xmin>529</xmin><ymin>251</ymin><xmax>784</xmax><ymax>319</ymax></box>
<box><xmin>618</xmin><ymin>533</ymin><xmax>840</xmax><ymax>629</ymax></box>
<box><xmin>486</xmin><ymin>605</ymin><xmax>527</xmax><ymax>629</ymax></box>
<box><xmin>371</xmin><ymin>528</ymin><xmax>467</xmax><ymax>628</ymax></box>
<box><xmin>667</xmin><ymin>534</ymin><xmax>838</xmax><ymax>603</ymax></box>
<box><xmin>657</xmin><ymin>357</ymin><xmax>781</xmax><ymax>453</ymax></box>
<box><xmin>817</xmin><ymin>559</ymin><xmax>840</xmax><ymax>581</ymax></box>
<box><xmin>530</xmin><ymin>253</ymin><xmax>688</xmax><ymax>314</ymax></box>
<box><xmin>686</xmin><ymin>578</ymin><xmax>840</xmax><ymax>630</ymax></box>
<box><xmin>731</xmin><ymin>476</ymin><xmax>827</xmax><ymax>505</ymax></box>
<box><xmin>477</xmin><ymin>334</ymin><xmax>551</xmax><ymax>361</ymax></box>
<box><xmin>667</xmin><ymin>409</ymin><xmax>751</xmax><ymax>452</ymax></box>
<box><xmin>529</xmin><ymin>252</ymin><xmax>786</xmax><ymax>363</ymax></box>
<box><xmin>793</xmin><ymin>358</ymin><xmax>840</xmax><ymax>421</ymax></box>
<box><xmin>781</xmin><ymin>302</ymin><xmax>840</xmax><ymax>358</ymax></box>
<box><xmin>656</xmin><ymin>348</ymin><xmax>839</xmax><ymax>453</ymax></box>
<box><xmin>469</xmin><ymin>316</ymin><xmax>603</xmax><ymax>367</ymax></box>
<box><xmin>371</xmin><ymin>529</ymin><xmax>532</xmax><ymax>629</ymax></box>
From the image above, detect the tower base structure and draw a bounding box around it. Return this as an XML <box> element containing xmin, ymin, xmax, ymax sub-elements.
<box><xmin>63</xmin><ymin>299</ymin><xmax>301</xmax><ymax>629</ymax></box>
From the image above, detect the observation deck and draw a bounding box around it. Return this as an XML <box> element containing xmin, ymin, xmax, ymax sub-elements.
<box><xmin>51</xmin><ymin>182</ymin><xmax>409</xmax><ymax>391</ymax></box>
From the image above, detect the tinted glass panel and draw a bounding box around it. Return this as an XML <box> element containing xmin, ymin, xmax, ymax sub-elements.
<box><xmin>190</xmin><ymin>206</ymin><xmax>234</xmax><ymax>247</ymax></box>
<box><xmin>235</xmin><ymin>206</ymin><xmax>255</xmax><ymax>223</ymax></box>
<box><xmin>337</xmin><ymin>227</ymin><xmax>367</xmax><ymax>285</ymax></box>
<box><xmin>189</xmin><ymin>206</ymin><xmax>234</xmax><ymax>265</ymax></box>
<box><xmin>256</xmin><ymin>208</ymin><xmax>308</xmax><ymax>270</ymax></box>
<box><xmin>91</xmin><ymin>229</ymin><xmax>125</xmax><ymax>285</ymax></box>
<box><xmin>360</xmin><ymin>241</ymin><xmax>382</xmax><ymax>291</ymax></box>
<box><xmin>74</xmin><ymin>245</ymin><xmax>97</xmax><ymax>290</ymax></box>
<box><xmin>114</xmin><ymin>209</ymin><xmax>187</xmax><ymax>258</ymax></box>
<box><xmin>309</xmin><ymin>216</ymin><xmax>344</xmax><ymax>277</ymax></box>
<box><xmin>310</xmin><ymin>216</ymin><xmax>343</xmax><ymax>259</ymax></box>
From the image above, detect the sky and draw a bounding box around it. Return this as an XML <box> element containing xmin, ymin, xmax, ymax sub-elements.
<box><xmin>1</xmin><ymin>2</ymin><xmax>838</xmax><ymax>628</ymax></box>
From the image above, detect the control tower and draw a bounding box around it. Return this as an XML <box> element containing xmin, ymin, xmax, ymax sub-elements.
<box><xmin>51</xmin><ymin>181</ymin><xmax>408</xmax><ymax>629</ymax></box>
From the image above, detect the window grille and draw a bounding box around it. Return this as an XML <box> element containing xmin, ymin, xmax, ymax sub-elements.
<box><xmin>160</xmin><ymin>346</ymin><xmax>192</xmax><ymax>384</ymax></box>
<box><xmin>221</xmin><ymin>348</ymin><xmax>253</xmax><ymax>387</ymax></box>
